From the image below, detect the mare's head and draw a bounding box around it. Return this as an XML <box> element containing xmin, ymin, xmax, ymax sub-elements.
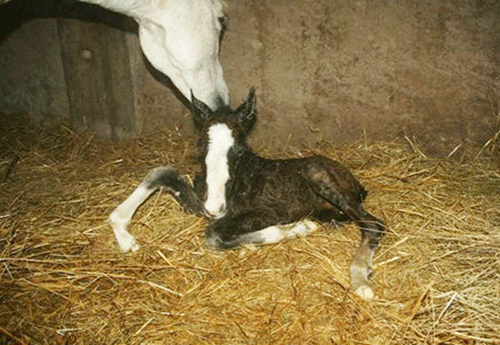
<box><xmin>137</xmin><ymin>1</ymin><xmax>230</xmax><ymax>109</ymax></box>
<box><xmin>191</xmin><ymin>88</ymin><xmax>257</xmax><ymax>218</ymax></box>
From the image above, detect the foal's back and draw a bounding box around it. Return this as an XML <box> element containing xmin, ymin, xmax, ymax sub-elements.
<box><xmin>226</xmin><ymin>152</ymin><xmax>367</xmax><ymax>222</ymax></box>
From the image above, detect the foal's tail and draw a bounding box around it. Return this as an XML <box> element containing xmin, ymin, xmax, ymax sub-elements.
<box><xmin>144</xmin><ymin>167</ymin><xmax>203</xmax><ymax>214</ymax></box>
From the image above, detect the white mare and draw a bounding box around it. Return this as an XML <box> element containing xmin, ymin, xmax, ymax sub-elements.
<box><xmin>1</xmin><ymin>0</ymin><xmax>230</xmax><ymax>110</ymax></box>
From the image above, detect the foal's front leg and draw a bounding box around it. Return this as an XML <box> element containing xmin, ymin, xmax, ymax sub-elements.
<box><xmin>109</xmin><ymin>167</ymin><xmax>202</xmax><ymax>252</ymax></box>
<box><xmin>205</xmin><ymin>211</ymin><xmax>319</xmax><ymax>250</ymax></box>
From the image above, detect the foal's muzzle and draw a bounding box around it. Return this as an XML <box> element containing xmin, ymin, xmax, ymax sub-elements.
<box><xmin>204</xmin><ymin>204</ymin><xmax>226</xmax><ymax>219</ymax></box>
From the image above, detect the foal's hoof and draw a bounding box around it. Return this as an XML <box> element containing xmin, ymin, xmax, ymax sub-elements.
<box><xmin>354</xmin><ymin>285</ymin><xmax>375</xmax><ymax>300</ymax></box>
<box><xmin>118</xmin><ymin>233</ymin><xmax>140</xmax><ymax>252</ymax></box>
<box><xmin>126</xmin><ymin>238</ymin><xmax>140</xmax><ymax>253</ymax></box>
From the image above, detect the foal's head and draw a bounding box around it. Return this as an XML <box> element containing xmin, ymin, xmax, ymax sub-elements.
<box><xmin>191</xmin><ymin>88</ymin><xmax>257</xmax><ymax>218</ymax></box>
<box><xmin>192</xmin><ymin>87</ymin><xmax>257</xmax><ymax>143</ymax></box>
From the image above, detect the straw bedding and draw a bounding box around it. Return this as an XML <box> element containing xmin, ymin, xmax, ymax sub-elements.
<box><xmin>1</xmin><ymin>114</ymin><xmax>499</xmax><ymax>344</ymax></box>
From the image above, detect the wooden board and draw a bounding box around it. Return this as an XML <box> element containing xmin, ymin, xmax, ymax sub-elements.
<box><xmin>57</xmin><ymin>18</ymin><xmax>135</xmax><ymax>140</ymax></box>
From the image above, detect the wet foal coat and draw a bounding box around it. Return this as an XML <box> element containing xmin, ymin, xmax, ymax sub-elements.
<box><xmin>108</xmin><ymin>88</ymin><xmax>385</xmax><ymax>299</ymax></box>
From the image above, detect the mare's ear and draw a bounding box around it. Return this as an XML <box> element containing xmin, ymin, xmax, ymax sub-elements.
<box><xmin>191</xmin><ymin>90</ymin><xmax>212</xmax><ymax>130</ymax></box>
<box><xmin>236</xmin><ymin>87</ymin><xmax>257</xmax><ymax>134</ymax></box>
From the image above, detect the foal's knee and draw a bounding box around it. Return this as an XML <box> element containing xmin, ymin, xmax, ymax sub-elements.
<box><xmin>205</xmin><ymin>226</ymin><xmax>226</xmax><ymax>250</ymax></box>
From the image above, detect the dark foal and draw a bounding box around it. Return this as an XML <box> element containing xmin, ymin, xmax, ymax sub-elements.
<box><xmin>108</xmin><ymin>88</ymin><xmax>385</xmax><ymax>299</ymax></box>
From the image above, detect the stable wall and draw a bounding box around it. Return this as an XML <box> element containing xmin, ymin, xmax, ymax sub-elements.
<box><xmin>135</xmin><ymin>0</ymin><xmax>500</xmax><ymax>157</ymax></box>
<box><xmin>1</xmin><ymin>0</ymin><xmax>499</xmax><ymax>158</ymax></box>
<box><xmin>220</xmin><ymin>0</ymin><xmax>500</xmax><ymax>157</ymax></box>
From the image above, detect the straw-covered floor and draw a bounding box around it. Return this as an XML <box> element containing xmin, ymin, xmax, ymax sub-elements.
<box><xmin>1</xmin><ymin>114</ymin><xmax>499</xmax><ymax>344</ymax></box>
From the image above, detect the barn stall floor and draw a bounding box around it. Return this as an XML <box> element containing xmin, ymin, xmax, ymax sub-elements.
<box><xmin>0</xmin><ymin>115</ymin><xmax>499</xmax><ymax>345</ymax></box>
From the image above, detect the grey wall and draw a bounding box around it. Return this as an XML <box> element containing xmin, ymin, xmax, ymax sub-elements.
<box><xmin>132</xmin><ymin>0</ymin><xmax>500</xmax><ymax>157</ymax></box>
<box><xmin>220</xmin><ymin>0</ymin><xmax>500</xmax><ymax>156</ymax></box>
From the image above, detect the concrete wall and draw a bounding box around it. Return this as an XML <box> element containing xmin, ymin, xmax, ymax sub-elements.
<box><xmin>219</xmin><ymin>0</ymin><xmax>500</xmax><ymax>156</ymax></box>
<box><xmin>133</xmin><ymin>0</ymin><xmax>500</xmax><ymax>157</ymax></box>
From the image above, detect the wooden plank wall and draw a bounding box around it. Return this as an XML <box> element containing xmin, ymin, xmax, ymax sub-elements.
<box><xmin>58</xmin><ymin>19</ymin><xmax>136</xmax><ymax>140</ymax></box>
<box><xmin>0</xmin><ymin>1</ymin><xmax>138</xmax><ymax>140</ymax></box>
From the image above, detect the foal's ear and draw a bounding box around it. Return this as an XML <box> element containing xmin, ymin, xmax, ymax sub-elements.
<box><xmin>236</xmin><ymin>87</ymin><xmax>257</xmax><ymax>133</ymax></box>
<box><xmin>191</xmin><ymin>90</ymin><xmax>212</xmax><ymax>130</ymax></box>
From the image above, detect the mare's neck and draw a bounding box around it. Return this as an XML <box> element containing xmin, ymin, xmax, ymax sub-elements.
<box><xmin>80</xmin><ymin>0</ymin><xmax>155</xmax><ymax>20</ymax></box>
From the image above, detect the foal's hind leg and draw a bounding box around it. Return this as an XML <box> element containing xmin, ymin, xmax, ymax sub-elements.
<box><xmin>109</xmin><ymin>167</ymin><xmax>201</xmax><ymax>252</ymax></box>
<box><xmin>320</xmin><ymin>201</ymin><xmax>385</xmax><ymax>299</ymax></box>
<box><xmin>322</xmin><ymin>205</ymin><xmax>385</xmax><ymax>299</ymax></box>
<box><xmin>350</xmin><ymin>211</ymin><xmax>385</xmax><ymax>299</ymax></box>
<box><xmin>304</xmin><ymin>163</ymin><xmax>385</xmax><ymax>299</ymax></box>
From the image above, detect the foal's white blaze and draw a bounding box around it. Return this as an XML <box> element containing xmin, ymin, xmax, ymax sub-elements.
<box><xmin>204</xmin><ymin>123</ymin><xmax>234</xmax><ymax>217</ymax></box>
